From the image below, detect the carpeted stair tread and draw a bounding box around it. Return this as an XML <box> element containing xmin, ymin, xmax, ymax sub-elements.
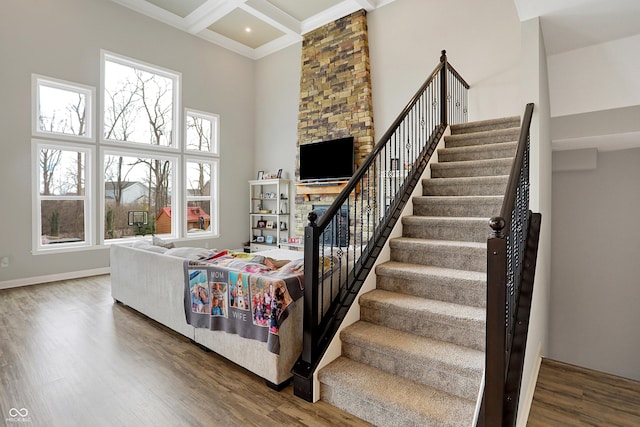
<box><xmin>431</xmin><ymin>157</ymin><xmax>513</xmax><ymax>178</ymax></box>
<box><xmin>319</xmin><ymin>357</ymin><xmax>476</xmax><ymax>427</ymax></box>
<box><xmin>360</xmin><ymin>289</ymin><xmax>485</xmax><ymax>328</ymax></box>
<box><xmin>438</xmin><ymin>141</ymin><xmax>517</xmax><ymax>162</ymax></box>
<box><xmin>342</xmin><ymin>321</ymin><xmax>484</xmax><ymax>380</ymax></box>
<box><xmin>444</xmin><ymin>127</ymin><xmax>520</xmax><ymax>148</ymax></box>
<box><xmin>422</xmin><ymin>175</ymin><xmax>509</xmax><ymax>197</ymax></box>
<box><xmin>389</xmin><ymin>237</ymin><xmax>486</xmax><ymax>272</ymax></box>
<box><xmin>375</xmin><ymin>261</ymin><xmax>486</xmax><ymax>307</ymax></box>
<box><xmin>450</xmin><ymin>116</ymin><xmax>520</xmax><ymax>134</ymax></box>
<box><xmin>412</xmin><ymin>195</ymin><xmax>503</xmax><ymax>218</ymax></box>
<box><xmin>341</xmin><ymin>321</ymin><xmax>483</xmax><ymax>399</ymax></box>
<box><xmin>401</xmin><ymin>216</ymin><xmax>490</xmax><ymax>243</ymax></box>
<box><xmin>376</xmin><ymin>261</ymin><xmax>485</xmax><ymax>282</ymax></box>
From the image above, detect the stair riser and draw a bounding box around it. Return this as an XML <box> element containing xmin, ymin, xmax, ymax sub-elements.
<box><xmin>412</xmin><ymin>198</ymin><xmax>502</xmax><ymax>217</ymax></box>
<box><xmin>431</xmin><ymin>162</ymin><xmax>512</xmax><ymax>178</ymax></box>
<box><xmin>390</xmin><ymin>245</ymin><xmax>486</xmax><ymax>272</ymax></box>
<box><xmin>422</xmin><ymin>180</ymin><xmax>508</xmax><ymax>197</ymax></box>
<box><xmin>376</xmin><ymin>274</ymin><xmax>485</xmax><ymax>308</ymax></box>
<box><xmin>342</xmin><ymin>341</ymin><xmax>481</xmax><ymax>400</ymax></box>
<box><xmin>403</xmin><ymin>221</ymin><xmax>488</xmax><ymax>243</ymax></box>
<box><xmin>444</xmin><ymin>131</ymin><xmax>519</xmax><ymax>148</ymax></box>
<box><xmin>438</xmin><ymin>145</ymin><xmax>516</xmax><ymax>162</ymax></box>
<box><xmin>360</xmin><ymin>306</ymin><xmax>485</xmax><ymax>351</ymax></box>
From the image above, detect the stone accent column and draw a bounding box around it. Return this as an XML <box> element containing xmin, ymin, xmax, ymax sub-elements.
<box><xmin>295</xmin><ymin>9</ymin><xmax>375</xmax><ymax>238</ymax></box>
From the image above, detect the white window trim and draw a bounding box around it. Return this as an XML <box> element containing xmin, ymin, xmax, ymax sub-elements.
<box><xmin>32</xmin><ymin>139</ymin><xmax>94</xmax><ymax>254</ymax></box>
<box><xmin>184</xmin><ymin>157</ymin><xmax>219</xmax><ymax>238</ymax></box>
<box><xmin>100</xmin><ymin>146</ymin><xmax>180</xmax><ymax>244</ymax></box>
<box><xmin>32</xmin><ymin>74</ymin><xmax>96</xmax><ymax>143</ymax></box>
<box><xmin>100</xmin><ymin>50</ymin><xmax>181</xmax><ymax>150</ymax></box>
<box><xmin>184</xmin><ymin>108</ymin><xmax>220</xmax><ymax>156</ymax></box>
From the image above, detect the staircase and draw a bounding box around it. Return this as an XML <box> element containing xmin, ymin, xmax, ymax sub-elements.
<box><xmin>317</xmin><ymin>116</ymin><xmax>522</xmax><ymax>426</ymax></box>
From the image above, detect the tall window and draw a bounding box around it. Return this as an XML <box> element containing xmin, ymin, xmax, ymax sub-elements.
<box><xmin>184</xmin><ymin>109</ymin><xmax>219</xmax><ymax>237</ymax></box>
<box><xmin>33</xmin><ymin>76</ymin><xmax>94</xmax><ymax>141</ymax></box>
<box><xmin>32</xmin><ymin>76</ymin><xmax>94</xmax><ymax>253</ymax></box>
<box><xmin>185</xmin><ymin>109</ymin><xmax>219</xmax><ymax>154</ymax></box>
<box><xmin>103</xmin><ymin>53</ymin><xmax>178</xmax><ymax>147</ymax></box>
<box><xmin>32</xmin><ymin>52</ymin><xmax>220</xmax><ymax>252</ymax></box>
<box><xmin>102</xmin><ymin>52</ymin><xmax>181</xmax><ymax>241</ymax></box>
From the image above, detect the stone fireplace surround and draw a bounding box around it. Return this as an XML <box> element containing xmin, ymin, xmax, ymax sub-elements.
<box><xmin>294</xmin><ymin>9</ymin><xmax>374</xmax><ymax>239</ymax></box>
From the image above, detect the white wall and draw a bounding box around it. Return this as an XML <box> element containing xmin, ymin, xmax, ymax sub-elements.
<box><xmin>547</xmin><ymin>34</ymin><xmax>640</xmax><ymax>117</ymax></box>
<box><xmin>550</xmin><ymin>147</ymin><xmax>640</xmax><ymax>381</ymax></box>
<box><xmin>0</xmin><ymin>0</ymin><xmax>255</xmax><ymax>284</ymax></box>
<box><xmin>367</xmin><ymin>0</ymin><xmax>522</xmax><ymax>133</ymax></box>
<box><xmin>516</xmin><ymin>17</ymin><xmax>552</xmax><ymax>425</ymax></box>
<box><xmin>254</xmin><ymin>44</ymin><xmax>302</xmax><ymax>228</ymax></box>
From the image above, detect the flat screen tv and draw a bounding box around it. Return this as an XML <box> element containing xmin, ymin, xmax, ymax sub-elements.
<box><xmin>299</xmin><ymin>137</ymin><xmax>354</xmax><ymax>182</ymax></box>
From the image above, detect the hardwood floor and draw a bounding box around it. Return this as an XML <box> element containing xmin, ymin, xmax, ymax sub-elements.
<box><xmin>0</xmin><ymin>275</ymin><xmax>371</xmax><ymax>427</ymax></box>
<box><xmin>528</xmin><ymin>358</ymin><xmax>640</xmax><ymax>426</ymax></box>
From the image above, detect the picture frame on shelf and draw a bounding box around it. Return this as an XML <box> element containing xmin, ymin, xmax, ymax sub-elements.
<box><xmin>257</xmin><ymin>220</ymin><xmax>266</xmax><ymax>228</ymax></box>
<box><xmin>265</xmin><ymin>220</ymin><xmax>274</xmax><ymax>229</ymax></box>
<box><xmin>266</xmin><ymin>235</ymin><xmax>274</xmax><ymax>244</ymax></box>
<box><xmin>257</xmin><ymin>170</ymin><xmax>264</xmax><ymax>180</ymax></box>
<box><xmin>256</xmin><ymin>236</ymin><xmax>265</xmax><ymax>243</ymax></box>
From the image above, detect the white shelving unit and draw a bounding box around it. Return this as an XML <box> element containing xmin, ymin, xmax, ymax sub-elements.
<box><xmin>249</xmin><ymin>179</ymin><xmax>290</xmax><ymax>252</ymax></box>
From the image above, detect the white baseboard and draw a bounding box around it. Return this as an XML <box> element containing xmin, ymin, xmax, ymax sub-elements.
<box><xmin>516</xmin><ymin>342</ymin><xmax>543</xmax><ymax>427</ymax></box>
<box><xmin>0</xmin><ymin>267</ymin><xmax>111</xmax><ymax>290</ymax></box>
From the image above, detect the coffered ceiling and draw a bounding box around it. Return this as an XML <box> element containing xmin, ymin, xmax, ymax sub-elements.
<box><xmin>110</xmin><ymin>0</ymin><xmax>395</xmax><ymax>59</ymax></box>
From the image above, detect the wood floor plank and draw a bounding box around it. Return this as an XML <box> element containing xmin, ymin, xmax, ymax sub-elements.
<box><xmin>0</xmin><ymin>275</ymin><xmax>372</xmax><ymax>427</ymax></box>
<box><xmin>528</xmin><ymin>358</ymin><xmax>640</xmax><ymax>426</ymax></box>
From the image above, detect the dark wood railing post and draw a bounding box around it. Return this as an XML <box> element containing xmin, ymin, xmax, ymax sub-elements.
<box><xmin>292</xmin><ymin>211</ymin><xmax>321</xmax><ymax>402</ymax></box>
<box><xmin>486</xmin><ymin>216</ymin><xmax>507</xmax><ymax>426</ymax></box>
<box><xmin>440</xmin><ymin>49</ymin><xmax>448</xmax><ymax>126</ymax></box>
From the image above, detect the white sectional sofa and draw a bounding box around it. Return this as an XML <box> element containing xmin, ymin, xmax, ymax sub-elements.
<box><xmin>110</xmin><ymin>244</ymin><xmax>304</xmax><ymax>388</ymax></box>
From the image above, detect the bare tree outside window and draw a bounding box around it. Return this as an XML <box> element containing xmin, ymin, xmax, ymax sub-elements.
<box><xmin>38</xmin><ymin>85</ymin><xmax>87</xmax><ymax>137</ymax></box>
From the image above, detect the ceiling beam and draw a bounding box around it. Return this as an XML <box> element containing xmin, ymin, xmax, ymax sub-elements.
<box><xmin>243</xmin><ymin>0</ymin><xmax>301</xmax><ymax>35</ymax></box>
<box><xmin>352</xmin><ymin>0</ymin><xmax>377</xmax><ymax>11</ymax></box>
<box><xmin>185</xmin><ymin>0</ymin><xmax>248</xmax><ymax>34</ymax></box>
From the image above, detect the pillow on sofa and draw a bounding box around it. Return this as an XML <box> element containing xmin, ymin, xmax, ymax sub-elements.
<box><xmin>152</xmin><ymin>235</ymin><xmax>175</xmax><ymax>249</ymax></box>
<box><xmin>131</xmin><ymin>240</ymin><xmax>169</xmax><ymax>254</ymax></box>
<box><xmin>165</xmin><ymin>247</ymin><xmax>214</xmax><ymax>259</ymax></box>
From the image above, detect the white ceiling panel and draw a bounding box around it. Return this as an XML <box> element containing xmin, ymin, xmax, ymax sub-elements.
<box><xmin>110</xmin><ymin>0</ymin><xmax>395</xmax><ymax>59</ymax></box>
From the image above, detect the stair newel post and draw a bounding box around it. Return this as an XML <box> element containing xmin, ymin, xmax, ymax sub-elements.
<box><xmin>440</xmin><ymin>49</ymin><xmax>448</xmax><ymax>126</ymax></box>
<box><xmin>485</xmin><ymin>216</ymin><xmax>507</xmax><ymax>426</ymax></box>
<box><xmin>293</xmin><ymin>211</ymin><xmax>321</xmax><ymax>402</ymax></box>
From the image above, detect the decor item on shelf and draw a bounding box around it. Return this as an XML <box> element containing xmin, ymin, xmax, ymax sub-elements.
<box><xmin>277</xmin><ymin>168</ymin><xmax>283</xmax><ymax>178</ymax></box>
<box><xmin>266</xmin><ymin>235</ymin><xmax>274</xmax><ymax>244</ymax></box>
<box><xmin>259</xmin><ymin>209</ymin><xmax>272</xmax><ymax>213</ymax></box>
<box><xmin>280</xmin><ymin>222</ymin><xmax>287</xmax><ymax>231</ymax></box>
<box><xmin>257</xmin><ymin>170</ymin><xmax>264</xmax><ymax>180</ymax></box>
<box><xmin>256</xmin><ymin>236</ymin><xmax>265</xmax><ymax>242</ymax></box>
<box><xmin>257</xmin><ymin>220</ymin><xmax>266</xmax><ymax>228</ymax></box>
<box><xmin>266</xmin><ymin>220</ymin><xmax>274</xmax><ymax>229</ymax></box>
